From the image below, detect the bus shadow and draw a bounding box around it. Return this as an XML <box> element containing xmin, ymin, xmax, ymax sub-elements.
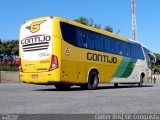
<box><xmin>33</xmin><ymin>84</ymin><xmax>154</xmax><ymax>92</ymax></box>
<box><xmin>97</xmin><ymin>84</ymin><xmax>154</xmax><ymax>90</ymax></box>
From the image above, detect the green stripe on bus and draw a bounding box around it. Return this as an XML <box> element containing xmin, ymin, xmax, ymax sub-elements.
<box><xmin>113</xmin><ymin>57</ymin><xmax>137</xmax><ymax>78</ymax></box>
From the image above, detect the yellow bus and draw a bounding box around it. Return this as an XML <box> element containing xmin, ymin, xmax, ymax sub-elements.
<box><xmin>19</xmin><ymin>16</ymin><xmax>156</xmax><ymax>90</ymax></box>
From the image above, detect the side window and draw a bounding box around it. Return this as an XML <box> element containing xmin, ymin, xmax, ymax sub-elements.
<box><xmin>103</xmin><ymin>36</ymin><xmax>113</xmax><ymax>53</ymax></box>
<box><xmin>101</xmin><ymin>36</ymin><xmax>108</xmax><ymax>52</ymax></box>
<box><xmin>127</xmin><ymin>44</ymin><xmax>132</xmax><ymax>57</ymax></box>
<box><xmin>115</xmin><ymin>41</ymin><xmax>131</xmax><ymax>57</ymax></box>
<box><xmin>94</xmin><ymin>34</ymin><xmax>100</xmax><ymax>51</ymax></box>
<box><xmin>115</xmin><ymin>40</ymin><xmax>125</xmax><ymax>55</ymax></box>
<box><xmin>125</xmin><ymin>45</ymin><xmax>131</xmax><ymax>57</ymax></box>
<box><xmin>77</xmin><ymin>28</ymin><xmax>83</xmax><ymax>47</ymax></box>
<box><xmin>122</xmin><ymin>42</ymin><xmax>128</xmax><ymax>56</ymax></box>
<box><xmin>139</xmin><ymin>46</ymin><xmax>144</xmax><ymax>60</ymax></box>
<box><xmin>99</xmin><ymin>36</ymin><xmax>105</xmax><ymax>51</ymax></box>
<box><xmin>82</xmin><ymin>30</ymin><xmax>87</xmax><ymax>48</ymax></box>
<box><xmin>132</xmin><ymin>45</ymin><xmax>136</xmax><ymax>58</ymax></box>
<box><xmin>61</xmin><ymin>21</ymin><xmax>145</xmax><ymax>60</ymax></box>
<box><xmin>86</xmin><ymin>31</ymin><xmax>95</xmax><ymax>49</ymax></box>
<box><xmin>125</xmin><ymin>47</ymin><xmax>128</xmax><ymax>56</ymax></box>
<box><xmin>60</xmin><ymin>22</ymin><xmax>77</xmax><ymax>46</ymax></box>
<box><xmin>109</xmin><ymin>38</ymin><xmax>114</xmax><ymax>53</ymax></box>
<box><xmin>118</xmin><ymin>43</ymin><xmax>123</xmax><ymax>55</ymax></box>
<box><xmin>77</xmin><ymin>28</ymin><xmax>87</xmax><ymax>48</ymax></box>
<box><xmin>135</xmin><ymin>45</ymin><xmax>144</xmax><ymax>60</ymax></box>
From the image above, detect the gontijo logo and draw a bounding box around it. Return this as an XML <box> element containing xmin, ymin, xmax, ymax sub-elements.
<box><xmin>26</xmin><ymin>20</ymin><xmax>46</xmax><ymax>33</ymax></box>
<box><xmin>21</xmin><ymin>34</ymin><xmax>51</xmax><ymax>45</ymax></box>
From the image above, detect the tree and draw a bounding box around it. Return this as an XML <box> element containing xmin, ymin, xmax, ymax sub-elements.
<box><xmin>1</xmin><ymin>40</ymin><xmax>18</xmax><ymax>55</ymax></box>
<box><xmin>154</xmin><ymin>53</ymin><xmax>160</xmax><ymax>60</ymax></box>
<box><xmin>0</xmin><ymin>39</ymin><xmax>18</xmax><ymax>59</ymax></box>
<box><xmin>74</xmin><ymin>17</ymin><xmax>96</xmax><ymax>27</ymax></box>
<box><xmin>94</xmin><ymin>24</ymin><xmax>101</xmax><ymax>29</ymax></box>
<box><xmin>152</xmin><ymin>53</ymin><xmax>160</xmax><ymax>74</ymax></box>
<box><xmin>74</xmin><ymin>17</ymin><xmax>91</xmax><ymax>26</ymax></box>
<box><xmin>0</xmin><ymin>39</ymin><xmax>2</xmax><ymax>44</ymax></box>
<box><xmin>104</xmin><ymin>25</ymin><xmax>113</xmax><ymax>33</ymax></box>
<box><xmin>0</xmin><ymin>40</ymin><xmax>19</xmax><ymax>67</ymax></box>
<box><xmin>74</xmin><ymin>17</ymin><xmax>114</xmax><ymax>33</ymax></box>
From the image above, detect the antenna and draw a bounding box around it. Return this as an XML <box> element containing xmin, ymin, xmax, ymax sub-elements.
<box><xmin>131</xmin><ymin>0</ymin><xmax>137</xmax><ymax>40</ymax></box>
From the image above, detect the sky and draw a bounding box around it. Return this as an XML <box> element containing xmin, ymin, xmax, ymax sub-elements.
<box><xmin>0</xmin><ymin>0</ymin><xmax>160</xmax><ymax>53</ymax></box>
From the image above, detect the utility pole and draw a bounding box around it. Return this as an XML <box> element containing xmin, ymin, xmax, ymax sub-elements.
<box><xmin>131</xmin><ymin>0</ymin><xmax>137</xmax><ymax>41</ymax></box>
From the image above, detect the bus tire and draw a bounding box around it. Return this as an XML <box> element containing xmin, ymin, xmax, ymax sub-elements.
<box><xmin>87</xmin><ymin>71</ymin><xmax>99</xmax><ymax>90</ymax></box>
<box><xmin>80</xmin><ymin>84</ymin><xmax>87</xmax><ymax>90</ymax></box>
<box><xmin>55</xmin><ymin>83</ymin><xmax>71</xmax><ymax>91</ymax></box>
<box><xmin>138</xmin><ymin>74</ymin><xmax>144</xmax><ymax>87</ymax></box>
<box><xmin>114</xmin><ymin>83</ymin><xmax>118</xmax><ymax>87</ymax></box>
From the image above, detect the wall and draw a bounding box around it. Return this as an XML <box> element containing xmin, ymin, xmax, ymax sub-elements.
<box><xmin>0</xmin><ymin>71</ymin><xmax>20</xmax><ymax>83</ymax></box>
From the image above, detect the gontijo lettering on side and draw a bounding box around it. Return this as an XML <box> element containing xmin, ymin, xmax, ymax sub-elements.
<box><xmin>87</xmin><ymin>52</ymin><xmax>117</xmax><ymax>64</ymax></box>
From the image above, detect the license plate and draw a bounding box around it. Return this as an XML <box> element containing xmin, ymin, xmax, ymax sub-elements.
<box><xmin>32</xmin><ymin>74</ymin><xmax>38</xmax><ymax>78</ymax></box>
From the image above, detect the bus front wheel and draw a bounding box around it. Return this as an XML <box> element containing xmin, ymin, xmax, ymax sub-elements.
<box><xmin>114</xmin><ymin>83</ymin><xmax>118</xmax><ymax>87</ymax></box>
<box><xmin>138</xmin><ymin>74</ymin><xmax>144</xmax><ymax>87</ymax></box>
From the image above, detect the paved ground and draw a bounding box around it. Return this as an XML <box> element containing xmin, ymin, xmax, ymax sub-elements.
<box><xmin>0</xmin><ymin>81</ymin><xmax>160</xmax><ymax>114</ymax></box>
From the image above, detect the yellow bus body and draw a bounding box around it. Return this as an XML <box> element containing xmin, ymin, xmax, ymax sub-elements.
<box><xmin>19</xmin><ymin>16</ymin><xmax>153</xmax><ymax>88</ymax></box>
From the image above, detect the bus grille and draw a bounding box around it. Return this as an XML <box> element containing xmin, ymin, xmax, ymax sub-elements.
<box><xmin>22</xmin><ymin>42</ymin><xmax>49</xmax><ymax>52</ymax></box>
